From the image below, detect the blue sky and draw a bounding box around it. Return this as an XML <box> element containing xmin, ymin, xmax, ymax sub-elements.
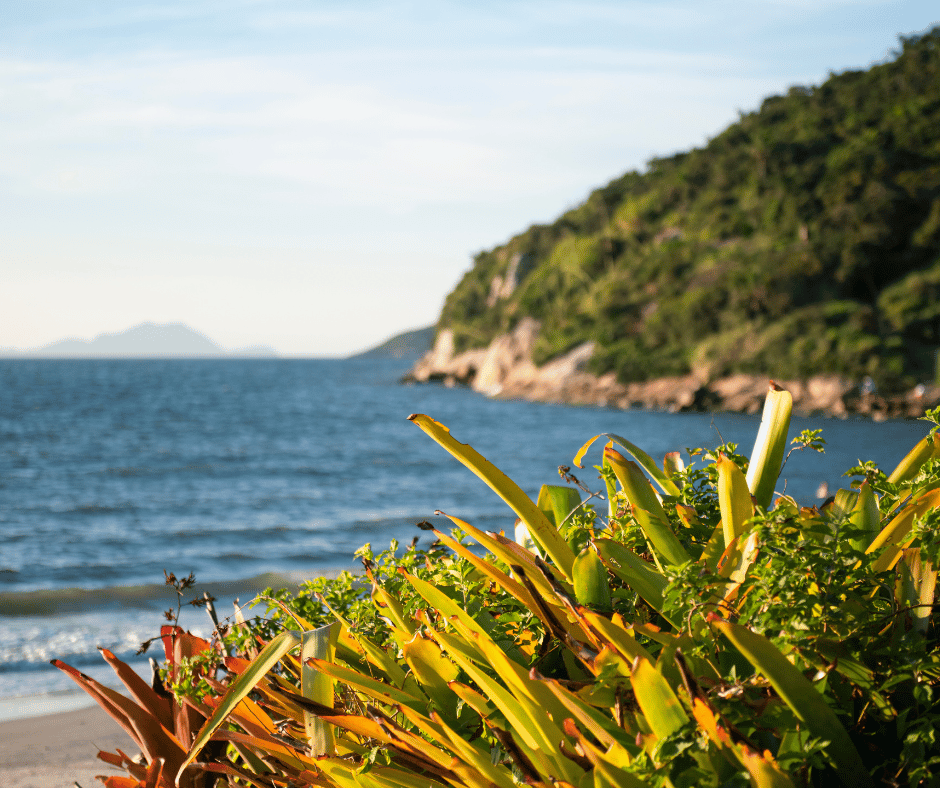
<box><xmin>3</xmin><ymin>1</ymin><xmax>938</xmax><ymax>355</ymax></box>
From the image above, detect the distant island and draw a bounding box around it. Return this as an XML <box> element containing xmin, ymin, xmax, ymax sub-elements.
<box><xmin>348</xmin><ymin>326</ymin><xmax>435</xmax><ymax>361</ymax></box>
<box><xmin>0</xmin><ymin>322</ymin><xmax>279</xmax><ymax>359</ymax></box>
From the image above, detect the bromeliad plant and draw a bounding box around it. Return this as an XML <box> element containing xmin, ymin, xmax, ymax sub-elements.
<box><xmin>57</xmin><ymin>384</ymin><xmax>940</xmax><ymax>787</ymax></box>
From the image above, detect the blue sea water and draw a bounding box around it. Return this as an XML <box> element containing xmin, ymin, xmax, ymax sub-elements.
<box><xmin>0</xmin><ymin>358</ymin><xmax>931</xmax><ymax>718</ymax></box>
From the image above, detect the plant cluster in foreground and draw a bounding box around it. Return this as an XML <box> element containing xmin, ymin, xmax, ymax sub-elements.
<box><xmin>57</xmin><ymin>387</ymin><xmax>940</xmax><ymax>787</ymax></box>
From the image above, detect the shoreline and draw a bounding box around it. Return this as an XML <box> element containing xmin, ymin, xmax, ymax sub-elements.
<box><xmin>406</xmin><ymin>324</ymin><xmax>940</xmax><ymax>421</ymax></box>
<box><xmin>0</xmin><ymin>704</ymin><xmax>131</xmax><ymax>788</ymax></box>
<box><xmin>0</xmin><ymin>690</ymin><xmax>99</xmax><ymax>724</ymax></box>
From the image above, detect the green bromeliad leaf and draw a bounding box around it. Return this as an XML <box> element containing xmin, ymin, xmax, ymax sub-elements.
<box><xmin>745</xmin><ymin>383</ymin><xmax>792</xmax><ymax>510</ymax></box>
<box><xmin>408</xmin><ymin>413</ymin><xmax>577</xmax><ymax>579</ymax></box>
<box><xmin>605</xmin><ymin>448</ymin><xmax>690</xmax><ymax>568</ymax></box>
<box><xmin>574</xmin><ymin>433</ymin><xmax>681</xmax><ymax>497</ymax></box>
<box><xmin>712</xmin><ymin>617</ymin><xmax>873</xmax><ymax>788</ymax></box>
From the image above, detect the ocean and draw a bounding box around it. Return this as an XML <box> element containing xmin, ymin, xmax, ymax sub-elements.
<box><xmin>0</xmin><ymin>358</ymin><xmax>930</xmax><ymax>720</ymax></box>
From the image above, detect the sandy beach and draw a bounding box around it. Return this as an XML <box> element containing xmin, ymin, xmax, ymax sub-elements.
<box><xmin>0</xmin><ymin>704</ymin><xmax>132</xmax><ymax>788</ymax></box>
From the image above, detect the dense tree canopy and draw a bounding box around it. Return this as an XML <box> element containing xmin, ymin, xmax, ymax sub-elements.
<box><xmin>439</xmin><ymin>27</ymin><xmax>940</xmax><ymax>389</ymax></box>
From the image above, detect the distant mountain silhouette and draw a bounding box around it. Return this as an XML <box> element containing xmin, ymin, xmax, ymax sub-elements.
<box><xmin>2</xmin><ymin>323</ymin><xmax>279</xmax><ymax>358</ymax></box>
<box><xmin>349</xmin><ymin>325</ymin><xmax>435</xmax><ymax>361</ymax></box>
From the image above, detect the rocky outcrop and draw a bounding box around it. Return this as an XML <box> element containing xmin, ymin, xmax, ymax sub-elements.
<box><xmin>485</xmin><ymin>252</ymin><xmax>537</xmax><ymax>308</ymax></box>
<box><xmin>404</xmin><ymin>323</ymin><xmax>940</xmax><ymax>419</ymax></box>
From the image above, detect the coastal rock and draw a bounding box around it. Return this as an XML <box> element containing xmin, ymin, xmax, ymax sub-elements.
<box><xmin>474</xmin><ymin>318</ymin><xmax>541</xmax><ymax>395</ymax></box>
<box><xmin>709</xmin><ymin>375</ymin><xmax>776</xmax><ymax>414</ymax></box>
<box><xmin>408</xmin><ymin>330</ymin><xmax>487</xmax><ymax>386</ymax></box>
<box><xmin>623</xmin><ymin>374</ymin><xmax>704</xmax><ymax>412</ymax></box>
<box><xmin>405</xmin><ymin>326</ymin><xmax>940</xmax><ymax>419</ymax></box>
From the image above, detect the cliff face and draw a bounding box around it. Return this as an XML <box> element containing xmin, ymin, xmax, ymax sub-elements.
<box><xmin>406</xmin><ymin>320</ymin><xmax>940</xmax><ymax>419</ymax></box>
<box><xmin>423</xmin><ymin>28</ymin><xmax>940</xmax><ymax>403</ymax></box>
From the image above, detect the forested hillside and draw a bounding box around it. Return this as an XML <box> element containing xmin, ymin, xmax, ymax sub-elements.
<box><xmin>438</xmin><ymin>27</ymin><xmax>940</xmax><ymax>390</ymax></box>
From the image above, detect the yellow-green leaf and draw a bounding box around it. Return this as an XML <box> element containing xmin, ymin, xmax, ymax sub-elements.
<box><xmin>430</xmin><ymin>630</ymin><xmax>578</xmax><ymax>782</ymax></box>
<box><xmin>740</xmin><ymin>746</ymin><xmax>798</xmax><ymax>788</ymax></box>
<box><xmin>605</xmin><ymin>449</ymin><xmax>690</xmax><ymax>567</ymax></box>
<box><xmin>897</xmin><ymin>548</ymin><xmax>937</xmax><ymax>635</ymax></box>
<box><xmin>307</xmin><ymin>657</ymin><xmax>425</xmax><ymax>707</ymax></box>
<box><xmin>848</xmin><ymin>482</ymin><xmax>880</xmax><ymax>552</ymax></box>
<box><xmin>537</xmin><ymin>675</ymin><xmax>636</xmax><ymax>752</ymax></box>
<box><xmin>402</xmin><ymin>632</ymin><xmax>460</xmax><ymax>717</ymax></box>
<box><xmin>717</xmin><ymin>453</ymin><xmax>755</xmax><ymax>547</ymax></box>
<box><xmin>745</xmin><ymin>384</ymin><xmax>792</xmax><ymax>510</ymax></box>
<box><xmin>594</xmin><ymin>538</ymin><xmax>671</xmax><ymax>621</ymax></box>
<box><xmin>537</xmin><ymin>484</ymin><xmax>583</xmax><ymax>528</ymax></box>
<box><xmin>578</xmin><ymin>608</ymin><xmax>655</xmax><ymax>665</ymax></box>
<box><xmin>408</xmin><ymin>413</ymin><xmax>576</xmax><ymax>578</ymax></box>
<box><xmin>888</xmin><ymin>432</ymin><xmax>940</xmax><ymax>485</ymax></box>
<box><xmin>698</xmin><ymin>522</ymin><xmax>726</xmax><ymax>573</ymax></box>
<box><xmin>301</xmin><ymin>622</ymin><xmax>340</xmax><ymax>755</ymax></box>
<box><xmin>573</xmin><ymin>545</ymin><xmax>612</xmax><ymax>609</ymax></box>
<box><xmin>867</xmin><ymin>488</ymin><xmax>940</xmax><ymax>573</ymax></box>
<box><xmin>629</xmin><ymin>658</ymin><xmax>689</xmax><ymax>741</ymax></box>
<box><xmin>574</xmin><ymin>433</ymin><xmax>681</xmax><ymax>497</ymax></box>
<box><xmin>404</xmin><ymin>571</ymin><xmax>493</xmax><ymax>662</ymax></box>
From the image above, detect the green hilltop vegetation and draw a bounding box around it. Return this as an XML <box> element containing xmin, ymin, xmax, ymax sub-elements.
<box><xmin>439</xmin><ymin>27</ymin><xmax>940</xmax><ymax>391</ymax></box>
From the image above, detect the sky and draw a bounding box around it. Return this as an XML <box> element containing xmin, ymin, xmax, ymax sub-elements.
<box><xmin>2</xmin><ymin>1</ymin><xmax>938</xmax><ymax>356</ymax></box>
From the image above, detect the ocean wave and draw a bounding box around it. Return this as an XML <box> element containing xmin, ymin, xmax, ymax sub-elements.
<box><xmin>0</xmin><ymin>646</ymin><xmax>146</xmax><ymax>673</ymax></box>
<box><xmin>0</xmin><ymin>570</ymin><xmax>346</xmax><ymax>617</ymax></box>
<box><xmin>165</xmin><ymin>525</ymin><xmax>292</xmax><ymax>542</ymax></box>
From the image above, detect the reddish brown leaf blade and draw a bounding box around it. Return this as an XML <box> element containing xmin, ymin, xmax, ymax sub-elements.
<box><xmin>162</xmin><ymin>626</ymin><xmax>214</xmax><ymax>746</ymax></box>
<box><xmin>100</xmin><ymin>648</ymin><xmax>174</xmax><ymax>730</ymax></box>
<box><xmin>142</xmin><ymin>757</ymin><xmax>165</xmax><ymax>788</ymax></box>
<box><xmin>53</xmin><ymin>660</ymin><xmax>138</xmax><ymax>748</ymax></box>
<box><xmin>97</xmin><ymin>750</ymin><xmax>126</xmax><ymax>768</ymax></box>
<box><xmin>116</xmin><ymin>749</ymin><xmax>150</xmax><ymax>781</ymax></box>
<box><xmin>52</xmin><ymin>659</ymin><xmax>187</xmax><ymax>774</ymax></box>
<box><xmin>161</xmin><ymin>626</ymin><xmax>213</xmax><ymax>681</ymax></box>
<box><xmin>199</xmin><ymin>762</ymin><xmax>278</xmax><ymax>788</ymax></box>
<box><xmin>103</xmin><ymin>777</ymin><xmax>143</xmax><ymax>788</ymax></box>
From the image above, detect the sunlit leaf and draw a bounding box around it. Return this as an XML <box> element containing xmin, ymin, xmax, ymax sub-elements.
<box><xmin>574</xmin><ymin>433</ymin><xmax>681</xmax><ymax>497</ymax></box>
<box><xmin>301</xmin><ymin>622</ymin><xmax>340</xmax><ymax>755</ymax></box>
<box><xmin>745</xmin><ymin>383</ymin><xmax>792</xmax><ymax>510</ymax></box>
<box><xmin>177</xmin><ymin>630</ymin><xmax>301</xmax><ymax>782</ymax></box>
<box><xmin>605</xmin><ymin>449</ymin><xmax>690</xmax><ymax>567</ymax></box>
<box><xmin>409</xmin><ymin>413</ymin><xmax>576</xmax><ymax>578</ymax></box>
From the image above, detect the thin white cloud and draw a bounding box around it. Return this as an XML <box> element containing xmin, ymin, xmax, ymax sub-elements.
<box><xmin>1</xmin><ymin>0</ymin><xmax>936</xmax><ymax>352</ymax></box>
<box><xmin>0</xmin><ymin>41</ymin><xmax>775</xmax><ymax>209</ymax></box>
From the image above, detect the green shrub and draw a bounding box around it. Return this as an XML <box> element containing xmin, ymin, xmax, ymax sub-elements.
<box><xmin>57</xmin><ymin>390</ymin><xmax>940</xmax><ymax>787</ymax></box>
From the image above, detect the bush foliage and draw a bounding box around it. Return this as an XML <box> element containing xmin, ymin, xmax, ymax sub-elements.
<box><xmin>56</xmin><ymin>389</ymin><xmax>940</xmax><ymax>787</ymax></box>
<box><xmin>439</xmin><ymin>27</ymin><xmax>940</xmax><ymax>389</ymax></box>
